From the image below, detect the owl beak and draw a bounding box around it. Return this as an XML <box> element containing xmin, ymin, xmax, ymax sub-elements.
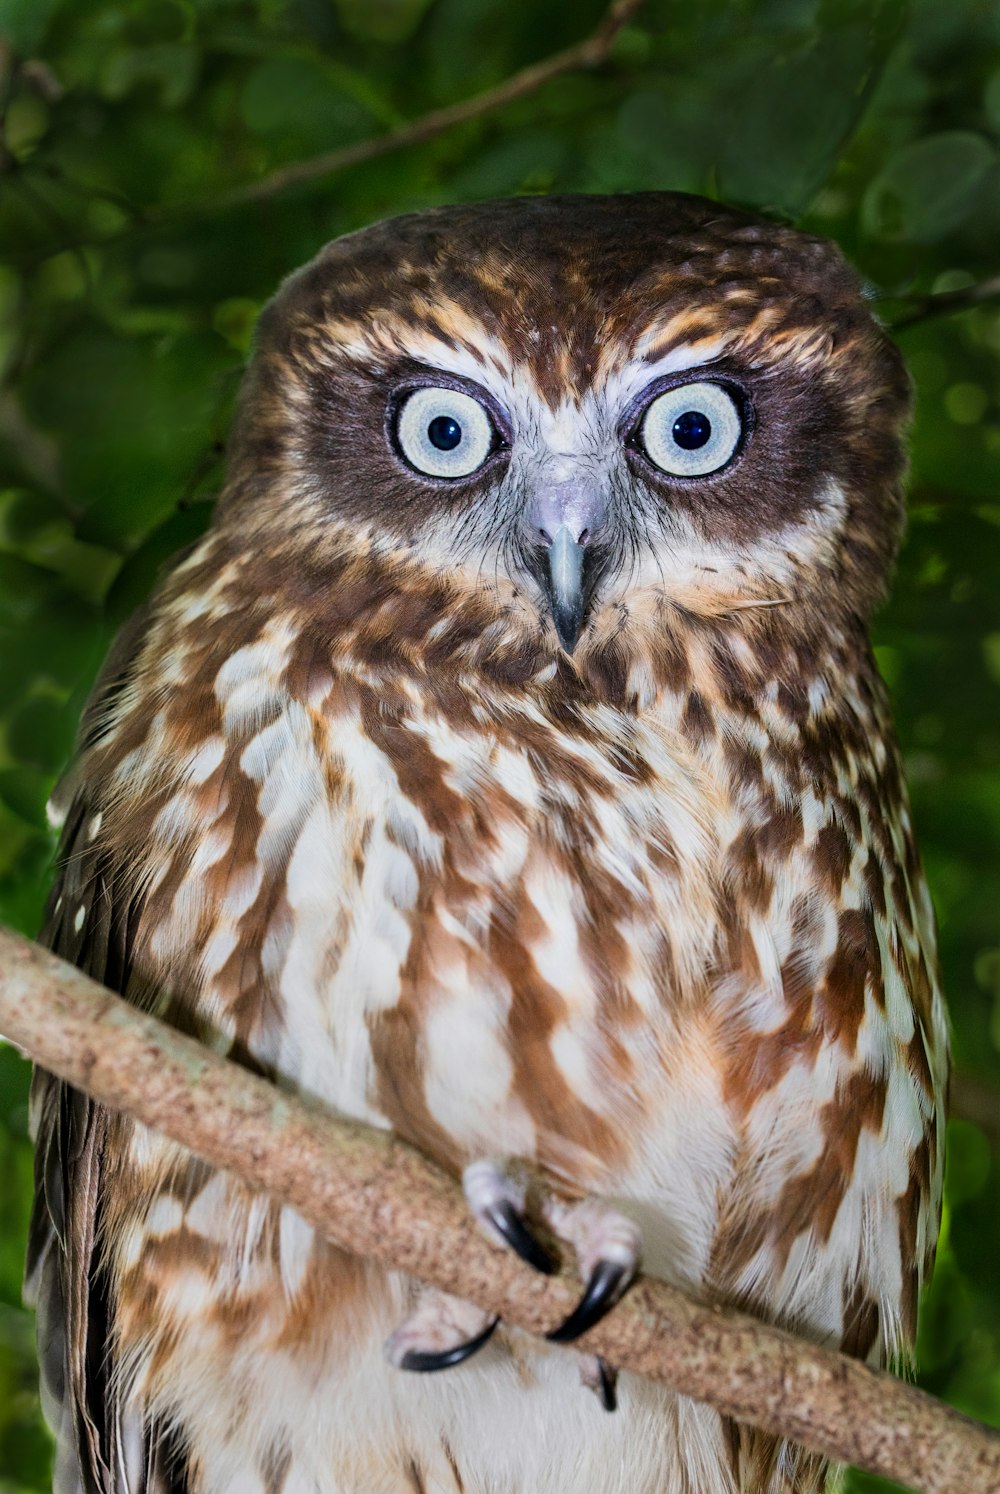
<box><xmin>545</xmin><ymin>527</ymin><xmax>587</xmax><ymax>653</ymax></box>
<box><xmin>533</xmin><ymin>486</ymin><xmax>606</xmax><ymax>653</ymax></box>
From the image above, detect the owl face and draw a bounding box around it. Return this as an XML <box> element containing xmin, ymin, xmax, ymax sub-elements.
<box><xmin>224</xmin><ymin>193</ymin><xmax>910</xmax><ymax>651</ymax></box>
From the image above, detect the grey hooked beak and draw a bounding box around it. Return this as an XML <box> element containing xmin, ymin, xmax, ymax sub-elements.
<box><xmin>546</xmin><ymin>526</ymin><xmax>587</xmax><ymax>653</ymax></box>
<box><xmin>533</xmin><ymin>482</ymin><xmax>606</xmax><ymax>653</ymax></box>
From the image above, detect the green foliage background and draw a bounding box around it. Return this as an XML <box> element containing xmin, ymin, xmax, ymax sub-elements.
<box><xmin>1</xmin><ymin>1</ymin><xmax>998</xmax><ymax>1488</ymax></box>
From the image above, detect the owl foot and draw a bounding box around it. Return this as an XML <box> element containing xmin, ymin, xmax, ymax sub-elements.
<box><xmin>542</xmin><ymin>1195</ymin><xmax>640</xmax><ymax>1343</ymax></box>
<box><xmin>385</xmin><ymin>1288</ymin><xmax>499</xmax><ymax>1373</ymax></box>
<box><xmin>462</xmin><ymin>1160</ymin><xmax>641</xmax><ymax>1342</ymax></box>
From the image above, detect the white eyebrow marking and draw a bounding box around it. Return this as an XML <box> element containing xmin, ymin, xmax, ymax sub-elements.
<box><xmin>399</xmin><ymin>334</ymin><xmax>733</xmax><ymax>423</ymax></box>
<box><xmin>598</xmin><ymin>339</ymin><xmax>731</xmax><ymax>419</ymax></box>
<box><xmin>638</xmin><ymin>337</ymin><xmax>729</xmax><ymax>378</ymax></box>
<box><xmin>401</xmin><ymin>333</ymin><xmax>511</xmax><ymax>388</ymax></box>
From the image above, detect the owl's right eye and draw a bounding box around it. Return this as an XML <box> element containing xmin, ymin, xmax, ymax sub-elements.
<box><xmin>394</xmin><ymin>386</ymin><xmax>497</xmax><ymax>479</ymax></box>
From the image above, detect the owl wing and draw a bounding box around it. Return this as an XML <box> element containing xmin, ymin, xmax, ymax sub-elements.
<box><xmin>24</xmin><ymin>603</ymin><xmax>188</xmax><ymax>1494</ymax></box>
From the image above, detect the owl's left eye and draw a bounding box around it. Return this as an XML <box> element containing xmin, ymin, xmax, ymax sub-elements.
<box><xmin>637</xmin><ymin>381</ymin><xmax>745</xmax><ymax>477</ymax></box>
<box><xmin>394</xmin><ymin>386</ymin><xmax>497</xmax><ymax>479</ymax></box>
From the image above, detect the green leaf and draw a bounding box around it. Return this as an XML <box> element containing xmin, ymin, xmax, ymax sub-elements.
<box><xmin>332</xmin><ymin>0</ymin><xmax>435</xmax><ymax>44</ymax></box>
<box><xmin>18</xmin><ymin>324</ymin><xmax>233</xmax><ymax>549</ymax></box>
<box><xmin>240</xmin><ymin>56</ymin><xmax>370</xmax><ymax>147</ymax></box>
<box><xmin>99</xmin><ymin>42</ymin><xmax>201</xmax><ymax>109</ymax></box>
<box><xmin>863</xmin><ymin>132</ymin><xmax>998</xmax><ymax>242</ymax></box>
<box><xmin>713</xmin><ymin>0</ymin><xmax>907</xmax><ymax>215</ymax></box>
<box><xmin>0</xmin><ymin>0</ymin><xmax>66</xmax><ymax>52</ymax></box>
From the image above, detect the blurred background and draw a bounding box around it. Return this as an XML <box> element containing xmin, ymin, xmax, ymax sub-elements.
<box><xmin>0</xmin><ymin>0</ymin><xmax>998</xmax><ymax>1489</ymax></box>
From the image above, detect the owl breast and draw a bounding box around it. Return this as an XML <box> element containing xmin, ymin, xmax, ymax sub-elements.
<box><xmin>105</xmin><ymin>619</ymin><xmax>764</xmax><ymax>1491</ymax></box>
<box><xmin>213</xmin><ymin>650</ymin><xmax>732</xmax><ymax>1201</ymax></box>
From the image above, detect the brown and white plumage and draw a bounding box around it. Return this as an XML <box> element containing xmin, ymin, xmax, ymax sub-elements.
<box><xmin>27</xmin><ymin>193</ymin><xmax>947</xmax><ymax>1493</ymax></box>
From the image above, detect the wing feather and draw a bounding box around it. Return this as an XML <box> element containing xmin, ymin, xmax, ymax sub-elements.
<box><xmin>25</xmin><ymin>602</ymin><xmax>189</xmax><ymax>1494</ymax></box>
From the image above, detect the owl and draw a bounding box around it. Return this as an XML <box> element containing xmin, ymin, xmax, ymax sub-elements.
<box><xmin>26</xmin><ymin>192</ymin><xmax>948</xmax><ymax>1494</ymax></box>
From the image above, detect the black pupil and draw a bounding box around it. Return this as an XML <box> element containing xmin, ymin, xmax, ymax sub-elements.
<box><xmin>428</xmin><ymin>415</ymin><xmax>462</xmax><ymax>451</ymax></box>
<box><xmin>672</xmin><ymin>410</ymin><xmax>712</xmax><ymax>450</ymax></box>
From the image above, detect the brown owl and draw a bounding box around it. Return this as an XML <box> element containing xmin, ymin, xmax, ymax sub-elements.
<box><xmin>26</xmin><ymin>192</ymin><xmax>948</xmax><ymax>1494</ymax></box>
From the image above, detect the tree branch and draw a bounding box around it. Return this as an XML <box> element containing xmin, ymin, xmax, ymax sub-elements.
<box><xmin>1</xmin><ymin>923</ymin><xmax>998</xmax><ymax>1494</ymax></box>
<box><xmin>890</xmin><ymin>274</ymin><xmax>1000</xmax><ymax>329</ymax></box>
<box><xmin>164</xmin><ymin>0</ymin><xmax>647</xmax><ymax>218</ymax></box>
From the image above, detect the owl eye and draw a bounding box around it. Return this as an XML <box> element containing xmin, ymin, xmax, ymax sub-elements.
<box><xmin>394</xmin><ymin>386</ymin><xmax>497</xmax><ymax>479</ymax></box>
<box><xmin>638</xmin><ymin>381</ymin><xmax>744</xmax><ymax>477</ymax></box>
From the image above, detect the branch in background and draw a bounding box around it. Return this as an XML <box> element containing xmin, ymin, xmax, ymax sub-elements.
<box><xmin>890</xmin><ymin>274</ymin><xmax>1000</xmax><ymax>329</ymax></box>
<box><xmin>158</xmin><ymin>0</ymin><xmax>647</xmax><ymax>218</ymax></box>
<box><xmin>5</xmin><ymin>0</ymin><xmax>646</xmax><ymax>266</ymax></box>
<box><xmin>1</xmin><ymin>926</ymin><xmax>998</xmax><ymax>1494</ymax></box>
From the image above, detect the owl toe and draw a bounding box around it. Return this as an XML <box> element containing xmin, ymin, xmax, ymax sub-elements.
<box><xmin>462</xmin><ymin>1158</ymin><xmax>558</xmax><ymax>1275</ymax></box>
<box><xmin>386</xmin><ymin>1288</ymin><xmax>498</xmax><ymax>1374</ymax></box>
<box><xmin>542</xmin><ymin>1195</ymin><xmax>641</xmax><ymax>1342</ymax></box>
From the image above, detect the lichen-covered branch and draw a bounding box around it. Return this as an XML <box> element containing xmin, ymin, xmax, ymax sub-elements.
<box><xmin>1</xmin><ymin>923</ymin><xmax>997</xmax><ymax>1494</ymax></box>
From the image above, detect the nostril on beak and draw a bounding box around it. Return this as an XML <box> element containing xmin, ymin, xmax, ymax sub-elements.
<box><xmin>538</xmin><ymin>526</ymin><xmax>590</xmax><ymax>548</ymax></box>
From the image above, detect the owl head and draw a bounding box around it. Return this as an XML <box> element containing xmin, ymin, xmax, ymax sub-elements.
<box><xmin>221</xmin><ymin>193</ymin><xmax>909</xmax><ymax>661</ymax></box>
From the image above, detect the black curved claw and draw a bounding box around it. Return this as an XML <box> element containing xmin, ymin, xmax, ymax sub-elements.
<box><xmin>596</xmin><ymin>1358</ymin><xmax>618</xmax><ymax>1413</ymax></box>
<box><xmin>486</xmin><ymin>1198</ymin><xmax>558</xmax><ymax>1276</ymax></box>
<box><xmin>399</xmin><ymin>1316</ymin><xmax>500</xmax><ymax>1373</ymax></box>
<box><xmin>546</xmin><ymin>1259</ymin><xmax>631</xmax><ymax>1343</ymax></box>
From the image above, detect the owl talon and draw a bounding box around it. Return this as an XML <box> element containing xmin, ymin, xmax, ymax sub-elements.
<box><xmin>576</xmin><ymin>1351</ymin><xmax>618</xmax><ymax>1410</ymax></box>
<box><xmin>546</xmin><ymin>1259</ymin><xmax>631</xmax><ymax>1342</ymax></box>
<box><xmin>385</xmin><ymin>1289</ymin><xmax>498</xmax><ymax>1375</ymax></box>
<box><xmin>462</xmin><ymin>1158</ymin><xmax>558</xmax><ymax>1275</ymax></box>
<box><xmin>596</xmin><ymin>1357</ymin><xmax>618</xmax><ymax>1412</ymax></box>
<box><xmin>397</xmin><ymin>1316</ymin><xmax>499</xmax><ymax>1374</ymax></box>
<box><xmin>482</xmin><ymin>1197</ymin><xmax>558</xmax><ymax>1276</ymax></box>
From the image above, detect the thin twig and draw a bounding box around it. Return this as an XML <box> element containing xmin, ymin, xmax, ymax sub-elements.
<box><xmin>1</xmin><ymin>925</ymin><xmax>998</xmax><ymax>1494</ymax></box>
<box><xmin>162</xmin><ymin>0</ymin><xmax>647</xmax><ymax>217</ymax></box>
<box><xmin>8</xmin><ymin>0</ymin><xmax>646</xmax><ymax>268</ymax></box>
<box><xmin>890</xmin><ymin>275</ymin><xmax>1000</xmax><ymax>329</ymax></box>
